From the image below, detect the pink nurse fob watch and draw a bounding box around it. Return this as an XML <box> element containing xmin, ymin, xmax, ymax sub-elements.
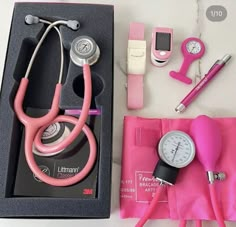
<box><xmin>127</xmin><ymin>22</ymin><xmax>146</xmax><ymax>109</ymax></box>
<box><xmin>151</xmin><ymin>27</ymin><xmax>173</xmax><ymax>67</ymax></box>
<box><xmin>169</xmin><ymin>37</ymin><xmax>205</xmax><ymax>84</ymax></box>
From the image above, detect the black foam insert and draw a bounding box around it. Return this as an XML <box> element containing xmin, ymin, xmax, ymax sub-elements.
<box><xmin>0</xmin><ymin>2</ymin><xmax>113</xmax><ymax>218</ymax></box>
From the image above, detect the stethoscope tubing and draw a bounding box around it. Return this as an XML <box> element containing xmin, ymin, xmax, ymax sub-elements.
<box><xmin>134</xmin><ymin>178</ymin><xmax>225</xmax><ymax>227</ymax></box>
<box><xmin>135</xmin><ymin>187</ymin><xmax>203</xmax><ymax>227</ymax></box>
<box><xmin>14</xmin><ymin>78</ymin><xmax>61</xmax><ymax>127</ymax></box>
<box><xmin>14</xmin><ymin>18</ymin><xmax>97</xmax><ymax>186</ymax></box>
<box><xmin>179</xmin><ymin>183</ymin><xmax>225</xmax><ymax>227</ymax></box>
<box><xmin>209</xmin><ymin>183</ymin><xmax>226</xmax><ymax>227</ymax></box>
<box><xmin>135</xmin><ymin>186</ymin><xmax>163</xmax><ymax>227</ymax></box>
<box><xmin>34</xmin><ymin>64</ymin><xmax>92</xmax><ymax>154</ymax></box>
<box><xmin>24</xmin><ymin>115</ymin><xmax>96</xmax><ymax>187</ymax></box>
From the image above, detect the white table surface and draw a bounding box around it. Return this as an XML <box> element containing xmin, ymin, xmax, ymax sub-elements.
<box><xmin>1</xmin><ymin>0</ymin><xmax>236</xmax><ymax>226</ymax></box>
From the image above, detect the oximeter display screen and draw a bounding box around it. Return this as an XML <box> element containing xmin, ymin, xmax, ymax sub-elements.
<box><xmin>156</xmin><ymin>33</ymin><xmax>171</xmax><ymax>51</ymax></box>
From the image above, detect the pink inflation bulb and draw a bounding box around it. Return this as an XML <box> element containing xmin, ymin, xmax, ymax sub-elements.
<box><xmin>190</xmin><ymin>115</ymin><xmax>222</xmax><ymax>172</ymax></box>
<box><xmin>190</xmin><ymin>115</ymin><xmax>226</xmax><ymax>227</ymax></box>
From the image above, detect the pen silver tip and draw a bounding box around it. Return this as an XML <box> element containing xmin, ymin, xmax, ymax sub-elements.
<box><xmin>222</xmin><ymin>54</ymin><xmax>231</xmax><ymax>64</ymax></box>
<box><xmin>175</xmin><ymin>104</ymin><xmax>186</xmax><ymax>113</ymax></box>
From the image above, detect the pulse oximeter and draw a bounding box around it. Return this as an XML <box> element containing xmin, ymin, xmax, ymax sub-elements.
<box><xmin>151</xmin><ymin>27</ymin><xmax>173</xmax><ymax>67</ymax></box>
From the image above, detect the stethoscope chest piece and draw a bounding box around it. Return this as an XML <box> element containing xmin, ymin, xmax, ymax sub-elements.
<box><xmin>70</xmin><ymin>36</ymin><xmax>100</xmax><ymax>66</ymax></box>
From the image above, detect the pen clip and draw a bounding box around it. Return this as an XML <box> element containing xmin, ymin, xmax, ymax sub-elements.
<box><xmin>207</xmin><ymin>60</ymin><xmax>220</xmax><ymax>74</ymax></box>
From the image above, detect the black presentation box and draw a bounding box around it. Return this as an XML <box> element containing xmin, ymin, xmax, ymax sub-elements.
<box><xmin>0</xmin><ymin>2</ymin><xmax>113</xmax><ymax>218</ymax></box>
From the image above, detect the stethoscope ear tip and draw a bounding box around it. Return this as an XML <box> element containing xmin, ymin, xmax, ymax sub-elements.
<box><xmin>25</xmin><ymin>15</ymin><xmax>39</xmax><ymax>25</ymax></box>
<box><xmin>67</xmin><ymin>20</ymin><xmax>80</xmax><ymax>30</ymax></box>
<box><xmin>25</xmin><ymin>15</ymin><xmax>80</xmax><ymax>31</ymax></box>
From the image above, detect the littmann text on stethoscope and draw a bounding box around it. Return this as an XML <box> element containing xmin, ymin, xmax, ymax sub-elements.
<box><xmin>33</xmin><ymin>166</ymin><xmax>81</xmax><ymax>182</ymax></box>
<box><xmin>56</xmin><ymin>166</ymin><xmax>81</xmax><ymax>179</ymax></box>
<box><xmin>57</xmin><ymin>166</ymin><xmax>80</xmax><ymax>173</ymax></box>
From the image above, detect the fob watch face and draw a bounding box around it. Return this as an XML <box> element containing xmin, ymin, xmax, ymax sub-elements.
<box><xmin>186</xmin><ymin>41</ymin><xmax>202</xmax><ymax>54</ymax></box>
<box><xmin>158</xmin><ymin>130</ymin><xmax>195</xmax><ymax>168</ymax></box>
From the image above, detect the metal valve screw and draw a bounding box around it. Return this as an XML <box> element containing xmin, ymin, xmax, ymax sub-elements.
<box><xmin>207</xmin><ymin>171</ymin><xmax>226</xmax><ymax>184</ymax></box>
<box><xmin>214</xmin><ymin>172</ymin><xmax>226</xmax><ymax>181</ymax></box>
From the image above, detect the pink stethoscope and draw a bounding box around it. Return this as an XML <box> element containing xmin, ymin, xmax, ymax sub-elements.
<box><xmin>136</xmin><ymin>115</ymin><xmax>226</xmax><ymax>227</ymax></box>
<box><xmin>14</xmin><ymin>15</ymin><xmax>100</xmax><ymax>186</ymax></box>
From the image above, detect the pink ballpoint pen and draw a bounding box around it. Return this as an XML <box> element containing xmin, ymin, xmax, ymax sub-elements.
<box><xmin>175</xmin><ymin>54</ymin><xmax>231</xmax><ymax>113</ymax></box>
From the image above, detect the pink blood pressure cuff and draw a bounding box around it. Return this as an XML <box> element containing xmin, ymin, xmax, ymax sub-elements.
<box><xmin>120</xmin><ymin>116</ymin><xmax>236</xmax><ymax>221</ymax></box>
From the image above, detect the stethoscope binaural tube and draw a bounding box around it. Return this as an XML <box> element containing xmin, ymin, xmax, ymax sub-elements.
<box><xmin>14</xmin><ymin>16</ymin><xmax>98</xmax><ymax>186</ymax></box>
<box><xmin>33</xmin><ymin>35</ymin><xmax>100</xmax><ymax>155</ymax></box>
<box><xmin>33</xmin><ymin>63</ymin><xmax>93</xmax><ymax>155</ymax></box>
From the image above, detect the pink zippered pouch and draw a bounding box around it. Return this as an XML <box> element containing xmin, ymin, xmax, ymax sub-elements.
<box><xmin>120</xmin><ymin>116</ymin><xmax>236</xmax><ymax>221</ymax></box>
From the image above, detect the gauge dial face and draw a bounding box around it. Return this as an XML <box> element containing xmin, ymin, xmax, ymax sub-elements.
<box><xmin>158</xmin><ymin>131</ymin><xmax>195</xmax><ymax>168</ymax></box>
<box><xmin>186</xmin><ymin>41</ymin><xmax>202</xmax><ymax>54</ymax></box>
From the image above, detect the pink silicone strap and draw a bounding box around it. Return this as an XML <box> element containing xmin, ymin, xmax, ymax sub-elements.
<box><xmin>128</xmin><ymin>22</ymin><xmax>145</xmax><ymax>110</ymax></box>
<box><xmin>129</xmin><ymin>22</ymin><xmax>145</xmax><ymax>40</ymax></box>
<box><xmin>127</xmin><ymin>74</ymin><xmax>143</xmax><ymax>109</ymax></box>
